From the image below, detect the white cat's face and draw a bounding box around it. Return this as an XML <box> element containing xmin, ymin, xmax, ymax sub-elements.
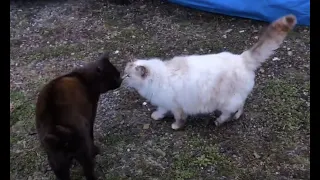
<box><xmin>122</xmin><ymin>62</ymin><xmax>149</xmax><ymax>89</ymax></box>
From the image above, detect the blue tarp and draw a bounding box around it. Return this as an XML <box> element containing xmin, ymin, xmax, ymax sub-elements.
<box><xmin>168</xmin><ymin>0</ymin><xmax>310</xmax><ymax>26</ymax></box>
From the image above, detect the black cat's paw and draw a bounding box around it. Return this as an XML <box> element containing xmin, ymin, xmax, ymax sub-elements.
<box><xmin>92</xmin><ymin>145</ymin><xmax>100</xmax><ymax>157</ymax></box>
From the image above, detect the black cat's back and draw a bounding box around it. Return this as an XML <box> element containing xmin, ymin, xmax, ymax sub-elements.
<box><xmin>36</xmin><ymin>76</ymin><xmax>91</xmax><ymax>137</ymax></box>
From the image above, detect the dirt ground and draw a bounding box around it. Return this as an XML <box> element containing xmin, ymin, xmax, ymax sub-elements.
<box><xmin>10</xmin><ymin>0</ymin><xmax>310</xmax><ymax>179</ymax></box>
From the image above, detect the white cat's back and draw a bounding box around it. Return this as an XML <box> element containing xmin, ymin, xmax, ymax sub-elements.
<box><xmin>186</xmin><ymin>52</ymin><xmax>243</xmax><ymax>69</ymax></box>
<box><xmin>169</xmin><ymin>52</ymin><xmax>254</xmax><ymax>114</ymax></box>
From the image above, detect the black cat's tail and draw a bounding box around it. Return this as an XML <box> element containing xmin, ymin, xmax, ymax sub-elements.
<box><xmin>241</xmin><ymin>14</ymin><xmax>297</xmax><ymax>71</ymax></box>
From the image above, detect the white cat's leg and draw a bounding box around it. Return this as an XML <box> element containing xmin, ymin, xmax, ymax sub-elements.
<box><xmin>171</xmin><ymin>109</ymin><xmax>188</xmax><ymax>130</ymax></box>
<box><xmin>214</xmin><ymin>113</ymin><xmax>230</xmax><ymax>127</ymax></box>
<box><xmin>151</xmin><ymin>107</ymin><xmax>168</xmax><ymax>121</ymax></box>
<box><xmin>234</xmin><ymin>105</ymin><xmax>244</xmax><ymax>120</ymax></box>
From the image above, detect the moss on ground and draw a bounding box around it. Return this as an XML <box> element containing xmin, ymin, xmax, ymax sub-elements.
<box><xmin>262</xmin><ymin>78</ymin><xmax>310</xmax><ymax>132</ymax></box>
<box><xmin>10</xmin><ymin>90</ymin><xmax>35</xmax><ymax>127</ymax></box>
<box><xmin>172</xmin><ymin>137</ymin><xmax>239</xmax><ymax>179</ymax></box>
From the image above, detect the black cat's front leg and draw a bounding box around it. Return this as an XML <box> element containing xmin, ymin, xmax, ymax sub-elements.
<box><xmin>92</xmin><ymin>144</ymin><xmax>100</xmax><ymax>157</ymax></box>
<box><xmin>77</xmin><ymin>152</ymin><xmax>97</xmax><ymax>180</ymax></box>
<box><xmin>89</xmin><ymin>110</ymin><xmax>100</xmax><ymax>157</ymax></box>
<box><xmin>48</xmin><ymin>154</ymin><xmax>71</xmax><ymax>180</ymax></box>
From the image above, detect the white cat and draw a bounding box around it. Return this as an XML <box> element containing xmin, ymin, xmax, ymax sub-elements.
<box><xmin>122</xmin><ymin>15</ymin><xmax>297</xmax><ymax>130</ymax></box>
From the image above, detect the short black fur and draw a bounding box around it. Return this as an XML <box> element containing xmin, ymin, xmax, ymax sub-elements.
<box><xmin>35</xmin><ymin>52</ymin><xmax>122</xmax><ymax>180</ymax></box>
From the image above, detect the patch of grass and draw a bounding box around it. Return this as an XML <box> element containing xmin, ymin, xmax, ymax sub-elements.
<box><xmin>10</xmin><ymin>90</ymin><xmax>35</xmax><ymax>127</ymax></box>
<box><xmin>173</xmin><ymin>152</ymin><xmax>198</xmax><ymax>179</ymax></box>
<box><xmin>104</xmin><ymin>132</ymin><xmax>138</xmax><ymax>148</ymax></box>
<box><xmin>10</xmin><ymin>135</ymin><xmax>21</xmax><ymax>145</ymax></box>
<box><xmin>172</xmin><ymin>138</ymin><xmax>238</xmax><ymax>179</ymax></box>
<box><xmin>262</xmin><ymin>78</ymin><xmax>310</xmax><ymax>132</ymax></box>
<box><xmin>104</xmin><ymin>174</ymin><xmax>127</xmax><ymax>180</ymax></box>
<box><xmin>23</xmin><ymin>43</ymin><xmax>87</xmax><ymax>62</ymax></box>
<box><xmin>10</xmin><ymin>150</ymin><xmax>39</xmax><ymax>176</ymax></box>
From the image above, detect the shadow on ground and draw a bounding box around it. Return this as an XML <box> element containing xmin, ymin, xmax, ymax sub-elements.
<box><xmin>10</xmin><ymin>0</ymin><xmax>310</xmax><ymax>179</ymax></box>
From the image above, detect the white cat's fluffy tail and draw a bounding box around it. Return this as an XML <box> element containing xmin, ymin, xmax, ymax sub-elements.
<box><xmin>241</xmin><ymin>14</ymin><xmax>297</xmax><ymax>71</ymax></box>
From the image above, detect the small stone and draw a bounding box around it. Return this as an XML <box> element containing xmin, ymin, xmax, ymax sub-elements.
<box><xmin>259</xmin><ymin>68</ymin><xmax>265</xmax><ymax>73</ymax></box>
<box><xmin>253</xmin><ymin>29</ymin><xmax>259</xmax><ymax>33</ymax></box>
<box><xmin>253</xmin><ymin>151</ymin><xmax>261</xmax><ymax>159</ymax></box>
<box><xmin>142</xmin><ymin>102</ymin><xmax>147</xmax><ymax>106</ymax></box>
<box><xmin>132</xmin><ymin>35</ymin><xmax>136</xmax><ymax>38</ymax></box>
<box><xmin>222</xmin><ymin>34</ymin><xmax>227</xmax><ymax>38</ymax></box>
<box><xmin>140</xmin><ymin>5</ymin><xmax>147</xmax><ymax>9</ymax></box>
<box><xmin>288</xmin><ymin>51</ymin><xmax>293</xmax><ymax>56</ymax></box>
<box><xmin>239</xmin><ymin>30</ymin><xmax>245</xmax><ymax>33</ymax></box>
<box><xmin>254</xmin><ymin>36</ymin><xmax>259</xmax><ymax>39</ymax></box>
<box><xmin>71</xmin><ymin>53</ymin><xmax>75</xmax><ymax>56</ymax></box>
<box><xmin>127</xmin><ymin>149</ymin><xmax>130</xmax><ymax>152</ymax></box>
<box><xmin>272</xmin><ymin>57</ymin><xmax>280</xmax><ymax>61</ymax></box>
<box><xmin>114</xmin><ymin>50</ymin><xmax>119</xmax><ymax>54</ymax></box>
<box><xmin>287</xmin><ymin>47</ymin><xmax>291</xmax><ymax>50</ymax></box>
<box><xmin>143</xmin><ymin>124</ymin><xmax>150</xmax><ymax>129</ymax></box>
<box><xmin>156</xmin><ymin>148</ymin><xmax>166</xmax><ymax>156</ymax></box>
<box><xmin>225</xmin><ymin>29</ymin><xmax>233</xmax><ymax>33</ymax></box>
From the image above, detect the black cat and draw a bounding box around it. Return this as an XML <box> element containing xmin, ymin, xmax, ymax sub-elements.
<box><xmin>36</xmin><ymin>52</ymin><xmax>122</xmax><ymax>180</ymax></box>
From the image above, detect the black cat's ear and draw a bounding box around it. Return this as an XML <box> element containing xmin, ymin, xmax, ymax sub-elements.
<box><xmin>135</xmin><ymin>65</ymin><xmax>148</xmax><ymax>78</ymax></box>
<box><xmin>99</xmin><ymin>52</ymin><xmax>110</xmax><ymax>64</ymax></box>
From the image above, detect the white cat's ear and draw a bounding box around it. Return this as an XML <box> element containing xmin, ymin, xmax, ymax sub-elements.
<box><xmin>135</xmin><ymin>65</ymin><xmax>148</xmax><ymax>78</ymax></box>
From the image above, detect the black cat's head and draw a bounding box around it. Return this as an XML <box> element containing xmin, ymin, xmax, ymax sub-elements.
<box><xmin>74</xmin><ymin>52</ymin><xmax>122</xmax><ymax>93</ymax></box>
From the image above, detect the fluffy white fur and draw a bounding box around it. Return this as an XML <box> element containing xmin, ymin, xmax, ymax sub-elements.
<box><xmin>122</xmin><ymin>15</ymin><xmax>297</xmax><ymax>130</ymax></box>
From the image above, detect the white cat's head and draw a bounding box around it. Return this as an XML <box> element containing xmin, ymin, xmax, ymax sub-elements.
<box><xmin>122</xmin><ymin>60</ymin><xmax>150</xmax><ymax>89</ymax></box>
<box><xmin>122</xmin><ymin>58</ymin><xmax>164</xmax><ymax>89</ymax></box>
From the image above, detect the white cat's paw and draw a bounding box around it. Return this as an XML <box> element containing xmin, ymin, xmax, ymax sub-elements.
<box><xmin>234</xmin><ymin>109</ymin><xmax>243</xmax><ymax>120</ymax></box>
<box><xmin>214</xmin><ymin>120</ymin><xmax>222</xmax><ymax>127</ymax></box>
<box><xmin>171</xmin><ymin>122</ymin><xmax>184</xmax><ymax>130</ymax></box>
<box><xmin>151</xmin><ymin>111</ymin><xmax>164</xmax><ymax>121</ymax></box>
<box><xmin>171</xmin><ymin>123</ymin><xmax>180</xmax><ymax>130</ymax></box>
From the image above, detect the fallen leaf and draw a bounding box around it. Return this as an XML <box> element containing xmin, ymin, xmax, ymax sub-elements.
<box><xmin>143</xmin><ymin>123</ymin><xmax>150</xmax><ymax>129</ymax></box>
